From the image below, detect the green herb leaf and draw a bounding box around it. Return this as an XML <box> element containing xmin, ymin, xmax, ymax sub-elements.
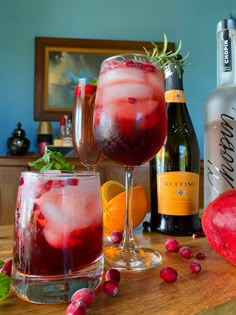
<box><xmin>144</xmin><ymin>33</ymin><xmax>190</xmax><ymax>72</ymax></box>
<box><xmin>0</xmin><ymin>261</ymin><xmax>3</xmax><ymax>269</ymax></box>
<box><xmin>29</xmin><ymin>149</ymin><xmax>75</xmax><ymax>172</ymax></box>
<box><xmin>0</xmin><ymin>272</ymin><xmax>11</xmax><ymax>301</ymax></box>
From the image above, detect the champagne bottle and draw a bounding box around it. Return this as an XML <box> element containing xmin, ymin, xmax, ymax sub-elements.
<box><xmin>150</xmin><ymin>58</ymin><xmax>201</xmax><ymax>235</ymax></box>
<box><xmin>204</xmin><ymin>19</ymin><xmax>236</xmax><ymax>207</ymax></box>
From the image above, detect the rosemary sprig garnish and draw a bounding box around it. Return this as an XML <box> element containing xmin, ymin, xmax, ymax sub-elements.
<box><xmin>144</xmin><ymin>33</ymin><xmax>189</xmax><ymax>73</ymax></box>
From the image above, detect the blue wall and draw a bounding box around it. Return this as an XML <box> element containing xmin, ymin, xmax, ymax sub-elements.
<box><xmin>0</xmin><ymin>0</ymin><xmax>235</xmax><ymax>158</ymax></box>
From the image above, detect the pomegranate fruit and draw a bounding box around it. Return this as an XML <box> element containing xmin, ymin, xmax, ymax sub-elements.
<box><xmin>202</xmin><ymin>189</ymin><xmax>236</xmax><ymax>265</ymax></box>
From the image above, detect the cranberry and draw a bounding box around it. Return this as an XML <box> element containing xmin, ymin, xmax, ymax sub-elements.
<box><xmin>0</xmin><ymin>258</ymin><xmax>12</xmax><ymax>277</ymax></box>
<box><xmin>66</xmin><ymin>300</ymin><xmax>86</xmax><ymax>315</ymax></box>
<box><xmin>196</xmin><ymin>252</ymin><xmax>207</xmax><ymax>260</ymax></box>
<box><xmin>110</xmin><ymin>230</ymin><xmax>123</xmax><ymax>244</ymax></box>
<box><xmin>165</xmin><ymin>238</ymin><xmax>180</xmax><ymax>252</ymax></box>
<box><xmin>103</xmin><ymin>280</ymin><xmax>119</xmax><ymax>296</ymax></box>
<box><xmin>160</xmin><ymin>266</ymin><xmax>178</xmax><ymax>283</ymax></box>
<box><xmin>71</xmin><ymin>288</ymin><xmax>95</xmax><ymax>307</ymax></box>
<box><xmin>179</xmin><ymin>246</ymin><xmax>192</xmax><ymax>259</ymax></box>
<box><xmin>105</xmin><ymin>268</ymin><xmax>121</xmax><ymax>283</ymax></box>
<box><xmin>189</xmin><ymin>261</ymin><xmax>202</xmax><ymax>273</ymax></box>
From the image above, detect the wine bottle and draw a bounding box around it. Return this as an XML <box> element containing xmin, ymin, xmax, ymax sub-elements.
<box><xmin>150</xmin><ymin>58</ymin><xmax>201</xmax><ymax>235</ymax></box>
<box><xmin>204</xmin><ymin>19</ymin><xmax>236</xmax><ymax>207</ymax></box>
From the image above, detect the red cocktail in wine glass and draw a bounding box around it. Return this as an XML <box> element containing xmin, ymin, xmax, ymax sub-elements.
<box><xmin>93</xmin><ymin>54</ymin><xmax>167</xmax><ymax>271</ymax></box>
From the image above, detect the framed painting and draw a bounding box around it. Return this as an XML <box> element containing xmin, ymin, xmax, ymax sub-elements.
<box><xmin>34</xmin><ymin>37</ymin><xmax>175</xmax><ymax>121</ymax></box>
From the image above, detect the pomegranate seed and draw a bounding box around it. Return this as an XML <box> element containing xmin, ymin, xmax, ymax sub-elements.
<box><xmin>128</xmin><ymin>97</ymin><xmax>136</xmax><ymax>104</ymax></box>
<box><xmin>196</xmin><ymin>252</ymin><xmax>207</xmax><ymax>260</ymax></box>
<box><xmin>52</xmin><ymin>180</ymin><xmax>66</xmax><ymax>188</ymax></box>
<box><xmin>105</xmin><ymin>268</ymin><xmax>121</xmax><ymax>283</ymax></box>
<box><xmin>110</xmin><ymin>230</ymin><xmax>123</xmax><ymax>244</ymax></box>
<box><xmin>142</xmin><ymin>221</ymin><xmax>150</xmax><ymax>230</ymax></box>
<box><xmin>0</xmin><ymin>258</ymin><xmax>12</xmax><ymax>277</ymax></box>
<box><xmin>103</xmin><ymin>60</ymin><xmax>119</xmax><ymax>71</ymax></box>
<box><xmin>71</xmin><ymin>288</ymin><xmax>95</xmax><ymax>307</ymax></box>
<box><xmin>103</xmin><ymin>280</ymin><xmax>119</xmax><ymax>296</ymax></box>
<box><xmin>66</xmin><ymin>178</ymin><xmax>79</xmax><ymax>186</ymax></box>
<box><xmin>165</xmin><ymin>238</ymin><xmax>180</xmax><ymax>252</ymax></box>
<box><xmin>122</xmin><ymin>60</ymin><xmax>136</xmax><ymax>67</ymax></box>
<box><xmin>179</xmin><ymin>246</ymin><xmax>192</xmax><ymax>259</ymax></box>
<box><xmin>44</xmin><ymin>180</ymin><xmax>53</xmax><ymax>192</ymax></box>
<box><xmin>189</xmin><ymin>261</ymin><xmax>202</xmax><ymax>273</ymax></box>
<box><xmin>160</xmin><ymin>266</ymin><xmax>178</xmax><ymax>283</ymax></box>
<box><xmin>143</xmin><ymin>63</ymin><xmax>156</xmax><ymax>72</ymax></box>
<box><xmin>19</xmin><ymin>177</ymin><xmax>24</xmax><ymax>186</ymax></box>
<box><xmin>33</xmin><ymin>203</ymin><xmax>40</xmax><ymax>211</ymax></box>
<box><xmin>66</xmin><ymin>300</ymin><xmax>86</xmax><ymax>315</ymax></box>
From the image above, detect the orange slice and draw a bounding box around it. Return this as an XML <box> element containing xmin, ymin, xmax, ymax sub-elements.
<box><xmin>101</xmin><ymin>180</ymin><xmax>149</xmax><ymax>236</ymax></box>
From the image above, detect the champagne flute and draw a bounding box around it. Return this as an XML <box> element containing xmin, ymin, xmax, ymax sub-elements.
<box><xmin>93</xmin><ymin>54</ymin><xmax>167</xmax><ymax>271</ymax></box>
<box><xmin>72</xmin><ymin>77</ymin><xmax>103</xmax><ymax>171</ymax></box>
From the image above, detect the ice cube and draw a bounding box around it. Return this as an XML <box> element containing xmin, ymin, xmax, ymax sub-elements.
<box><xmin>37</xmin><ymin>183</ymin><xmax>102</xmax><ymax>248</ymax></box>
<box><xmin>101</xmin><ymin>82</ymin><xmax>153</xmax><ymax>106</ymax></box>
<box><xmin>99</xmin><ymin>67</ymin><xmax>144</xmax><ymax>88</ymax></box>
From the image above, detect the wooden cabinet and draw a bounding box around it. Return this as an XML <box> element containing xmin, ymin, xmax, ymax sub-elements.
<box><xmin>0</xmin><ymin>157</ymin><xmax>204</xmax><ymax>226</ymax></box>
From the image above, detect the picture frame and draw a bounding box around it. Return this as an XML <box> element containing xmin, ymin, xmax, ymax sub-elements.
<box><xmin>34</xmin><ymin>37</ymin><xmax>175</xmax><ymax>121</ymax></box>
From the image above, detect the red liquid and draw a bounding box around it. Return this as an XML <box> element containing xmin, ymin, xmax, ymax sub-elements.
<box><xmin>94</xmin><ymin>106</ymin><xmax>167</xmax><ymax>166</ymax></box>
<box><xmin>13</xmin><ymin>174</ymin><xmax>103</xmax><ymax>276</ymax></box>
<box><xmin>93</xmin><ymin>60</ymin><xmax>167</xmax><ymax>166</ymax></box>
<box><xmin>13</xmin><ymin>222</ymin><xmax>103</xmax><ymax>275</ymax></box>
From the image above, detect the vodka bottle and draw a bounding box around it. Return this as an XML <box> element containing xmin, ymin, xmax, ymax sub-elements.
<box><xmin>204</xmin><ymin>19</ymin><xmax>236</xmax><ymax>207</ymax></box>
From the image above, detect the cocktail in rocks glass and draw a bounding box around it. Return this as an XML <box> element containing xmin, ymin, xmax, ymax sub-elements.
<box><xmin>12</xmin><ymin>171</ymin><xmax>103</xmax><ymax>304</ymax></box>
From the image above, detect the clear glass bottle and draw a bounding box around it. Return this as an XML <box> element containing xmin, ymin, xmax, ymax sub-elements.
<box><xmin>204</xmin><ymin>19</ymin><xmax>236</xmax><ymax>207</ymax></box>
<box><xmin>150</xmin><ymin>60</ymin><xmax>201</xmax><ymax>235</ymax></box>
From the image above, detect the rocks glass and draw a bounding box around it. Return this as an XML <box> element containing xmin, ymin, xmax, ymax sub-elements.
<box><xmin>11</xmin><ymin>171</ymin><xmax>103</xmax><ymax>304</ymax></box>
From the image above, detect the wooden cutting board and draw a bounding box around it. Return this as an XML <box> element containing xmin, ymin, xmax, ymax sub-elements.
<box><xmin>1</xmin><ymin>225</ymin><xmax>236</xmax><ymax>315</ymax></box>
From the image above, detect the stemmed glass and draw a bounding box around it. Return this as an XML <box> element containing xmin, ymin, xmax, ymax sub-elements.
<box><xmin>72</xmin><ymin>77</ymin><xmax>103</xmax><ymax>171</ymax></box>
<box><xmin>93</xmin><ymin>54</ymin><xmax>167</xmax><ymax>271</ymax></box>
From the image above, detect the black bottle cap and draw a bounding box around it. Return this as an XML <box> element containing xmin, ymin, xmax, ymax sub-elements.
<box><xmin>216</xmin><ymin>19</ymin><xmax>236</xmax><ymax>34</ymax></box>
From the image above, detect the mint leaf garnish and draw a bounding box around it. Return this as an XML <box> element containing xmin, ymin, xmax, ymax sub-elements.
<box><xmin>29</xmin><ymin>149</ymin><xmax>75</xmax><ymax>172</ymax></box>
<box><xmin>0</xmin><ymin>261</ymin><xmax>3</xmax><ymax>269</ymax></box>
<box><xmin>0</xmin><ymin>272</ymin><xmax>11</xmax><ymax>301</ymax></box>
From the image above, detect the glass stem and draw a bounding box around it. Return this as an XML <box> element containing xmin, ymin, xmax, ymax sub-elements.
<box><xmin>120</xmin><ymin>166</ymin><xmax>137</xmax><ymax>250</ymax></box>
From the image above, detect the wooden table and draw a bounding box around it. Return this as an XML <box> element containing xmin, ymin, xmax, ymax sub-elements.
<box><xmin>1</xmin><ymin>225</ymin><xmax>236</xmax><ymax>315</ymax></box>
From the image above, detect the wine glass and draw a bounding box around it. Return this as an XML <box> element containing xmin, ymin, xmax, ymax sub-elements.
<box><xmin>72</xmin><ymin>77</ymin><xmax>103</xmax><ymax>171</ymax></box>
<box><xmin>93</xmin><ymin>54</ymin><xmax>167</xmax><ymax>271</ymax></box>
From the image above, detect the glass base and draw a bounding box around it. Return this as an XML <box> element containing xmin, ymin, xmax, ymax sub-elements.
<box><xmin>11</xmin><ymin>256</ymin><xmax>103</xmax><ymax>304</ymax></box>
<box><xmin>104</xmin><ymin>246</ymin><xmax>162</xmax><ymax>271</ymax></box>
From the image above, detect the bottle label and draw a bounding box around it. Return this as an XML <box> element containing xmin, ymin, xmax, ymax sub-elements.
<box><xmin>222</xmin><ymin>30</ymin><xmax>232</xmax><ymax>72</ymax></box>
<box><xmin>204</xmin><ymin>112</ymin><xmax>236</xmax><ymax>205</ymax></box>
<box><xmin>165</xmin><ymin>90</ymin><xmax>186</xmax><ymax>103</ymax></box>
<box><xmin>157</xmin><ymin>171</ymin><xmax>199</xmax><ymax>215</ymax></box>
